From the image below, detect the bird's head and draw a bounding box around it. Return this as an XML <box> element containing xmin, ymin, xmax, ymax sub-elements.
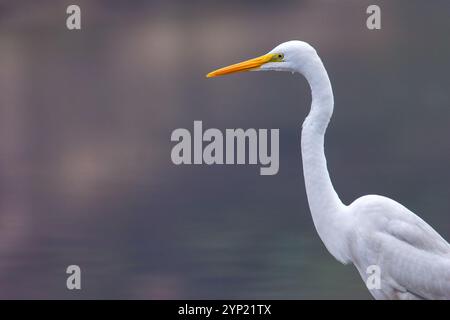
<box><xmin>206</xmin><ymin>40</ymin><xmax>317</xmax><ymax>78</ymax></box>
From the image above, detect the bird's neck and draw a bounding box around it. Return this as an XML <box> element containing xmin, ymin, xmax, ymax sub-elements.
<box><xmin>300</xmin><ymin>56</ymin><xmax>350</xmax><ymax>263</ymax></box>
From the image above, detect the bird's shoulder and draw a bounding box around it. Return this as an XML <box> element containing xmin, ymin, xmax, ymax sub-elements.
<box><xmin>347</xmin><ymin>194</ymin><xmax>450</xmax><ymax>255</ymax></box>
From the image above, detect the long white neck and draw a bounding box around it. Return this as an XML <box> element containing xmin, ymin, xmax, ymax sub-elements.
<box><xmin>300</xmin><ymin>54</ymin><xmax>350</xmax><ymax>264</ymax></box>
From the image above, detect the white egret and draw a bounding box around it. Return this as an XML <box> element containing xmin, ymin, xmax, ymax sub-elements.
<box><xmin>207</xmin><ymin>41</ymin><xmax>450</xmax><ymax>299</ymax></box>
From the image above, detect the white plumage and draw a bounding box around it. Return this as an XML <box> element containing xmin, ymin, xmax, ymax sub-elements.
<box><xmin>207</xmin><ymin>40</ymin><xmax>450</xmax><ymax>299</ymax></box>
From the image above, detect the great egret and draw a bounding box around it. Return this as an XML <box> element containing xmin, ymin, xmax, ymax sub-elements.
<box><xmin>207</xmin><ymin>40</ymin><xmax>450</xmax><ymax>300</ymax></box>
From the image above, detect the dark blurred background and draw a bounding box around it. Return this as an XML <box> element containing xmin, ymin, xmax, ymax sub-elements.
<box><xmin>0</xmin><ymin>0</ymin><xmax>449</xmax><ymax>299</ymax></box>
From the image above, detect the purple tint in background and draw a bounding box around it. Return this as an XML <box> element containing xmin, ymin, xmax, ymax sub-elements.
<box><xmin>0</xmin><ymin>0</ymin><xmax>450</xmax><ymax>298</ymax></box>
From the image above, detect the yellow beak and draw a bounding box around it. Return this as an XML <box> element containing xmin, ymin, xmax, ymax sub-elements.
<box><xmin>206</xmin><ymin>53</ymin><xmax>275</xmax><ymax>78</ymax></box>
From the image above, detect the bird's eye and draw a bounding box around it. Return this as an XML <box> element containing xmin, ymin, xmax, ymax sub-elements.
<box><xmin>271</xmin><ymin>53</ymin><xmax>284</xmax><ymax>62</ymax></box>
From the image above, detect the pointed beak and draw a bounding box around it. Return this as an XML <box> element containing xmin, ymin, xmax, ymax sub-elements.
<box><xmin>206</xmin><ymin>53</ymin><xmax>275</xmax><ymax>78</ymax></box>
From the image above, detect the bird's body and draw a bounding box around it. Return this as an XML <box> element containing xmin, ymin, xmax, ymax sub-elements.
<box><xmin>347</xmin><ymin>195</ymin><xmax>450</xmax><ymax>299</ymax></box>
<box><xmin>207</xmin><ymin>40</ymin><xmax>450</xmax><ymax>299</ymax></box>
